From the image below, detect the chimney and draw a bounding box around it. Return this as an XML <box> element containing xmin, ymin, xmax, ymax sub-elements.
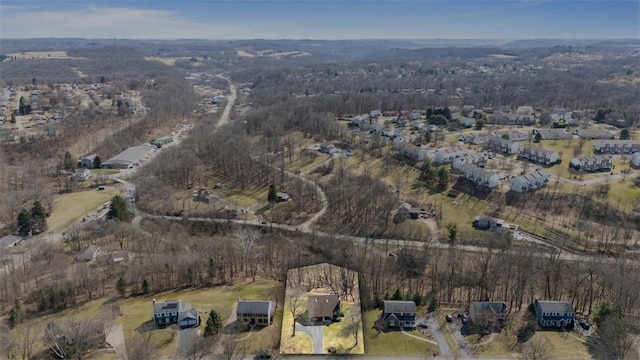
<box><xmin>152</xmin><ymin>298</ymin><xmax>156</xmax><ymax>305</ymax></box>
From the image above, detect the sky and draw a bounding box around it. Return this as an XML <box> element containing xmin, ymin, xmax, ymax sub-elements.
<box><xmin>0</xmin><ymin>0</ymin><xmax>639</xmax><ymax>40</ymax></box>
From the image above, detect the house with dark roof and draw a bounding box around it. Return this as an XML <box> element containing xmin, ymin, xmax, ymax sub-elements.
<box><xmin>307</xmin><ymin>294</ymin><xmax>341</xmax><ymax>325</ymax></box>
<box><xmin>236</xmin><ymin>299</ymin><xmax>276</xmax><ymax>327</ymax></box>
<box><xmin>75</xmin><ymin>245</ymin><xmax>100</xmax><ymax>262</ymax></box>
<box><xmin>152</xmin><ymin>299</ymin><xmax>199</xmax><ymax>328</ymax></box>
<box><xmin>534</xmin><ymin>299</ymin><xmax>575</xmax><ymax>329</ymax></box>
<box><xmin>381</xmin><ymin>300</ymin><xmax>416</xmax><ymax>329</ymax></box>
<box><xmin>469</xmin><ymin>301</ymin><xmax>507</xmax><ymax>329</ymax></box>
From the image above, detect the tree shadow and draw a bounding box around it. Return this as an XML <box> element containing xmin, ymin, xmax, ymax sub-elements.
<box><xmin>135</xmin><ymin>320</ymin><xmax>157</xmax><ymax>333</ymax></box>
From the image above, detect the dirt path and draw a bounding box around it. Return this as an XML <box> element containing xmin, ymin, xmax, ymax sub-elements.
<box><xmin>214</xmin><ymin>302</ymin><xmax>238</xmax><ymax>353</ymax></box>
<box><xmin>106</xmin><ymin>322</ymin><xmax>127</xmax><ymax>359</ymax></box>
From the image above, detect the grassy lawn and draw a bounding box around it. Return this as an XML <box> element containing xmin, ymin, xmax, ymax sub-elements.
<box><xmin>6</xmin><ymin>297</ymin><xmax>120</xmax><ymax>358</ymax></box>
<box><xmin>121</xmin><ymin>279</ymin><xmax>283</xmax><ymax>358</ymax></box>
<box><xmin>323</xmin><ymin>303</ymin><xmax>365</xmax><ymax>354</ymax></box>
<box><xmin>280</xmin><ymin>309</ymin><xmax>313</xmax><ymax>354</ymax></box>
<box><xmin>392</xmin><ymin>220</ymin><xmax>431</xmax><ymax>240</ymax></box>
<box><xmin>207</xmin><ymin>178</ymin><xmax>268</xmax><ymax>208</ymax></box>
<box><xmin>47</xmin><ymin>187</ymin><xmax>120</xmax><ymax>232</ymax></box>
<box><xmin>363</xmin><ymin>310</ymin><xmax>436</xmax><ymax>356</ymax></box>
<box><xmin>91</xmin><ymin>168</ymin><xmax>121</xmax><ymax>176</ymax></box>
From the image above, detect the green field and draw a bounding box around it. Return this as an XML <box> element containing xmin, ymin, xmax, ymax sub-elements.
<box><xmin>47</xmin><ymin>187</ymin><xmax>120</xmax><ymax>232</ymax></box>
<box><xmin>362</xmin><ymin>310</ymin><xmax>436</xmax><ymax>356</ymax></box>
<box><xmin>121</xmin><ymin>280</ymin><xmax>283</xmax><ymax>357</ymax></box>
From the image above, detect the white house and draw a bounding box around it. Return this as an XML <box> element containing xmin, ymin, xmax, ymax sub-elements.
<box><xmin>510</xmin><ymin>170</ymin><xmax>550</xmax><ymax>193</ymax></box>
<box><xmin>395</xmin><ymin>142</ymin><xmax>429</xmax><ymax>161</ymax></box>
<box><xmin>453</xmin><ymin>153</ymin><xmax>487</xmax><ymax>169</ymax></box>
<box><xmin>458</xmin><ymin>163</ymin><xmax>500</xmax><ymax>188</ymax></box>
<box><xmin>74</xmin><ymin>168</ymin><xmax>91</xmax><ymax>181</ymax></box>
<box><xmin>487</xmin><ymin>137</ymin><xmax>519</xmax><ymax>155</ymax></box>
<box><xmin>434</xmin><ymin>146</ymin><xmax>467</xmax><ymax>164</ymax></box>
<box><xmin>569</xmin><ymin>155</ymin><xmax>613</xmax><ymax>172</ymax></box>
<box><xmin>632</xmin><ymin>152</ymin><xmax>640</xmax><ymax>168</ymax></box>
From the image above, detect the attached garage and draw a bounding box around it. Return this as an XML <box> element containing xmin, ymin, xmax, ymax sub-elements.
<box><xmin>178</xmin><ymin>309</ymin><xmax>199</xmax><ymax>328</ymax></box>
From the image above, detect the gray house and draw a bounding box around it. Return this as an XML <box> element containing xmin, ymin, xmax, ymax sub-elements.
<box><xmin>381</xmin><ymin>300</ymin><xmax>417</xmax><ymax>329</ymax></box>
<box><xmin>79</xmin><ymin>154</ymin><xmax>99</xmax><ymax>169</ymax></box>
<box><xmin>534</xmin><ymin>299</ymin><xmax>575</xmax><ymax>328</ymax></box>
<box><xmin>469</xmin><ymin>301</ymin><xmax>507</xmax><ymax>329</ymax></box>
<box><xmin>236</xmin><ymin>299</ymin><xmax>276</xmax><ymax>326</ymax></box>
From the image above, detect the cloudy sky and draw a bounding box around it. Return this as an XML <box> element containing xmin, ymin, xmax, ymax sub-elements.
<box><xmin>1</xmin><ymin>0</ymin><xmax>638</xmax><ymax>40</ymax></box>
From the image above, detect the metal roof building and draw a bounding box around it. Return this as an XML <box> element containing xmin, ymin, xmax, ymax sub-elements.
<box><xmin>102</xmin><ymin>144</ymin><xmax>155</xmax><ymax>169</ymax></box>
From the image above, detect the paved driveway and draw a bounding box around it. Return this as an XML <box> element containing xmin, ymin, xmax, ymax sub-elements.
<box><xmin>448</xmin><ymin>321</ymin><xmax>473</xmax><ymax>357</ymax></box>
<box><xmin>295</xmin><ymin>324</ymin><xmax>324</xmax><ymax>354</ymax></box>
<box><xmin>175</xmin><ymin>327</ymin><xmax>198</xmax><ymax>358</ymax></box>
<box><xmin>425</xmin><ymin>313</ymin><xmax>452</xmax><ymax>357</ymax></box>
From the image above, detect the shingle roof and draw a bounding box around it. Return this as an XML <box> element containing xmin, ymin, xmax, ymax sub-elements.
<box><xmin>307</xmin><ymin>295</ymin><xmax>339</xmax><ymax>319</ymax></box>
<box><xmin>154</xmin><ymin>300</ymin><xmax>183</xmax><ymax>315</ymax></box>
<box><xmin>383</xmin><ymin>300</ymin><xmax>416</xmax><ymax>314</ymax></box>
<box><xmin>236</xmin><ymin>300</ymin><xmax>275</xmax><ymax>315</ymax></box>
<box><xmin>469</xmin><ymin>301</ymin><xmax>507</xmax><ymax>315</ymax></box>
<box><xmin>537</xmin><ymin>300</ymin><xmax>574</xmax><ymax>313</ymax></box>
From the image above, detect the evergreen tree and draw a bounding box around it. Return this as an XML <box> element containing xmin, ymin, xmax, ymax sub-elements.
<box><xmin>109</xmin><ymin>195</ymin><xmax>129</xmax><ymax>222</ymax></box>
<box><xmin>204</xmin><ymin>309</ymin><xmax>223</xmax><ymax>337</ymax></box>
<box><xmin>63</xmin><ymin>151</ymin><xmax>76</xmax><ymax>172</ymax></box>
<box><xmin>267</xmin><ymin>184</ymin><xmax>278</xmax><ymax>203</ymax></box>
<box><xmin>620</xmin><ymin>129</ymin><xmax>630</xmax><ymax>140</ymax></box>
<box><xmin>31</xmin><ymin>201</ymin><xmax>47</xmax><ymax>233</ymax></box>
<box><xmin>8</xmin><ymin>299</ymin><xmax>24</xmax><ymax>328</ymax></box>
<box><xmin>141</xmin><ymin>279</ymin><xmax>149</xmax><ymax>294</ymax></box>
<box><xmin>93</xmin><ymin>155</ymin><xmax>102</xmax><ymax>169</ymax></box>
<box><xmin>116</xmin><ymin>277</ymin><xmax>126</xmax><ymax>298</ymax></box>
<box><xmin>391</xmin><ymin>287</ymin><xmax>403</xmax><ymax>300</ymax></box>
<box><xmin>446</xmin><ymin>222</ymin><xmax>458</xmax><ymax>244</ymax></box>
<box><xmin>534</xmin><ymin>132</ymin><xmax>542</xmax><ymax>143</ymax></box>
<box><xmin>17</xmin><ymin>208</ymin><xmax>32</xmax><ymax>236</ymax></box>
<box><xmin>437</xmin><ymin>167</ymin><xmax>450</xmax><ymax>188</ymax></box>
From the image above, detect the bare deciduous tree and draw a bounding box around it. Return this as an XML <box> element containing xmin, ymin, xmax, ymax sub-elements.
<box><xmin>521</xmin><ymin>336</ymin><xmax>553</xmax><ymax>360</ymax></box>
<box><xmin>286</xmin><ymin>289</ymin><xmax>306</xmax><ymax>337</ymax></box>
<box><xmin>124</xmin><ymin>332</ymin><xmax>155</xmax><ymax>360</ymax></box>
<box><xmin>43</xmin><ymin>316</ymin><xmax>108</xmax><ymax>360</ymax></box>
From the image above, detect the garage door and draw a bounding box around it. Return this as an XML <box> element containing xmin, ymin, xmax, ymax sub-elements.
<box><xmin>180</xmin><ymin>318</ymin><xmax>197</xmax><ymax>327</ymax></box>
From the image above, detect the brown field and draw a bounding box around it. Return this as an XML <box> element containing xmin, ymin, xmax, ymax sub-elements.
<box><xmin>6</xmin><ymin>51</ymin><xmax>75</xmax><ymax>60</ymax></box>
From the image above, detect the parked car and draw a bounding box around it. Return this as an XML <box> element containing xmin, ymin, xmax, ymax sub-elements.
<box><xmin>418</xmin><ymin>322</ymin><xmax>429</xmax><ymax>328</ymax></box>
<box><xmin>445</xmin><ymin>314</ymin><xmax>453</xmax><ymax>322</ymax></box>
<box><xmin>579</xmin><ymin>320</ymin><xmax>591</xmax><ymax>330</ymax></box>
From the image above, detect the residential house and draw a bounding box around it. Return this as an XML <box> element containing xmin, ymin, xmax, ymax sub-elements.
<box><xmin>510</xmin><ymin>170</ymin><xmax>551</xmax><ymax>193</ymax></box>
<box><xmin>307</xmin><ymin>294</ymin><xmax>341</xmax><ymax>325</ymax></box>
<box><xmin>395</xmin><ymin>142</ymin><xmax>429</xmax><ymax>161</ymax></box>
<box><xmin>574</xmin><ymin>129</ymin><xmax>614</xmax><ymax>140</ymax></box>
<box><xmin>457</xmin><ymin>163</ymin><xmax>500</xmax><ymax>188</ymax></box>
<box><xmin>381</xmin><ymin>300</ymin><xmax>417</xmax><ymax>329</ymax></box>
<box><xmin>236</xmin><ymin>299</ymin><xmax>276</xmax><ymax>326</ymax></box>
<box><xmin>469</xmin><ymin>301</ymin><xmax>508</xmax><ymax>329</ymax></box>
<box><xmin>96</xmin><ymin>250</ymin><xmax>134</xmax><ymax>265</ymax></box>
<box><xmin>494</xmin><ymin>130</ymin><xmax>529</xmax><ymax>142</ymax></box>
<box><xmin>487</xmin><ymin>137</ymin><xmax>519</xmax><ymax>155</ymax></box>
<box><xmin>453</xmin><ymin>153</ymin><xmax>487</xmax><ymax>169</ymax></box>
<box><xmin>472</xmin><ymin>216</ymin><xmax>503</xmax><ymax>230</ymax></box>
<box><xmin>519</xmin><ymin>145</ymin><xmax>559</xmax><ymax>165</ymax></box>
<box><xmin>569</xmin><ymin>155</ymin><xmax>614</xmax><ymax>172</ymax></box>
<box><xmin>534</xmin><ymin>299</ymin><xmax>575</xmax><ymax>328</ymax></box>
<box><xmin>79</xmin><ymin>154</ymin><xmax>99</xmax><ymax>169</ymax></box>
<box><xmin>457</xmin><ymin>117</ymin><xmax>474</xmax><ymax>128</ymax></box>
<box><xmin>75</xmin><ymin>245</ymin><xmax>100</xmax><ymax>262</ymax></box>
<box><xmin>459</xmin><ymin>134</ymin><xmax>488</xmax><ymax>145</ymax></box>
<box><xmin>632</xmin><ymin>152</ymin><xmax>640</xmax><ymax>168</ymax></box>
<box><xmin>276</xmin><ymin>192</ymin><xmax>291</xmax><ymax>202</ymax></box>
<box><xmin>153</xmin><ymin>299</ymin><xmax>199</xmax><ymax>328</ymax></box>
<box><xmin>595</xmin><ymin>140</ymin><xmax>640</xmax><ymax>154</ymax></box>
<box><xmin>434</xmin><ymin>146</ymin><xmax>467</xmax><ymax>164</ymax></box>
<box><xmin>74</xmin><ymin>168</ymin><xmax>91</xmax><ymax>181</ymax></box>
<box><xmin>532</xmin><ymin>129</ymin><xmax>572</xmax><ymax>140</ymax></box>
<box><xmin>370</xmin><ymin>110</ymin><xmax>382</xmax><ymax>118</ymax></box>
<box><xmin>319</xmin><ymin>144</ymin><xmax>340</xmax><ymax>154</ymax></box>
